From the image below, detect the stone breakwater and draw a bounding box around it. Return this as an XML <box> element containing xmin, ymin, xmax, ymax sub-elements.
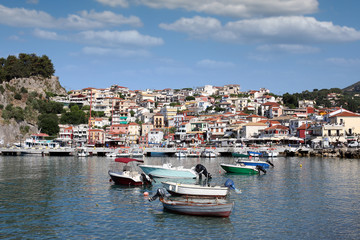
<box><xmin>293</xmin><ymin>148</ymin><xmax>360</xmax><ymax>158</ymax></box>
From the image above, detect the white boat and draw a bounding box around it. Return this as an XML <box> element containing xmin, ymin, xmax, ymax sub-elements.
<box><xmin>201</xmin><ymin>149</ymin><xmax>218</xmax><ymax>158</ymax></box>
<box><xmin>77</xmin><ymin>148</ymin><xmax>89</xmax><ymax>157</ymax></box>
<box><xmin>175</xmin><ymin>150</ymin><xmax>187</xmax><ymax>158</ymax></box>
<box><xmin>162</xmin><ymin>181</ymin><xmax>229</xmax><ymax>198</ymax></box>
<box><xmin>106</xmin><ymin>151</ymin><xmax>117</xmax><ymax>157</ymax></box>
<box><xmin>187</xmin><ymin>149</ymin><xmax>201</xmax><ymax>158</ymax></box>
<box><xmin>116</xmin><ymin>149</ymin><xmax>130</xmax><ymax>157</ymax></box>
<box><xmin>260</xmin><ymin>150</ymin><xmax>279</xmax><ymax>158</ymax></box>
<box><xmin>130</xmin><ymin>148</ymin><xmax>144</xmax><ymax>158</ymax></box>
<box><xmin>139</xmin><ymin>163</ymin><xmax>198</xmax><ymax>179</ymax></box>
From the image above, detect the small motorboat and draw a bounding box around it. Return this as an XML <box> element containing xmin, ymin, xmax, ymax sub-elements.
<box><xmin>139</xmin><ymin>163</ymin><xmax>198</xmax><ymax>179</ymax></box>
<box><xmin>116</xmin><ymin>149</ymin><xmax>130</xmax><ymax>157</ymax></box>
<box><xmin>220</xmin><ymin>163</ymin><xmax>266</xmax><ymax>174</ymax></box>
<box><xmin>149</xmin><ymin>188</ymin><xmax>234</xmax><ymax>217</ymax></box>
<box><xmin>162</xmin><ymin>179</ymin><xmax>237</xmax><ymax>198</ymax></box>
<box><xmin>237</xmin><ymin>157</ymin><xmax>274</xmax><ymax>168</ymax></box>
<box><xmin>175</xmin><ymin>150</ymin><xmax>187</xmax><ymax>158</ymax></box>
<box><xmin>77</xmin><ymin>148</ymin><xmax>89</xmax><ymax>157</ymax></box>
<box><xmin>106</xmin><ymin>151</ymin><xmax>117</xmax><ymax>157</ymax></box>
<box><xmin>231</xmin><ymin>151</ymin><xmax>249</xmax><ymax>158</ymax></box>
<box><xmin>201</xmin><ymin>149</ymin><xmax>218</xmax><ymax>158</ymax></box>
<box><xmin>187</xmin><ymin>150</ymin><xmax>201</xmax><ymax>158</ymax></box>
<box><xmin>130</xmin><ymin>148</ymin><xmax>144</xmax><ymax>158</ymax></box>
<box><xmin>108</xmin><ymin>158</ymin><xmax>154</xmax><ymax>186</ymax></box>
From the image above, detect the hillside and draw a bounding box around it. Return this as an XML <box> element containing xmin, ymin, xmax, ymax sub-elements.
<box><xmin>343</xmin><ymin>81</ymin><xmax>360</xmax><ymax>93</ymax></box>
<box><xmin>0</xmin><ymin>76</ymin><xmax>66</xmax><ymax>146</ymax></box>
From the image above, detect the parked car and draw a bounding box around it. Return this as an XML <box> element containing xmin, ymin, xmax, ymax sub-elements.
<box><xmin>348</xmin><ymin>141</ymin><xmax>359</xmax><ymax>148</ymax></box>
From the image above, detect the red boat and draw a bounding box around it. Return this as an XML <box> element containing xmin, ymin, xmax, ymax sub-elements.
<box><xmin>108</xmin><ymin>158</ymin><xmax>153</xmax><ymax>186</ymax></box>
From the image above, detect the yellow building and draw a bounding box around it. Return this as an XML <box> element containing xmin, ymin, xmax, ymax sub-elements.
<box><xmin>329</xmin><ymin>111</ymin><xmax>360</xmax><ymax>136</ymax></box>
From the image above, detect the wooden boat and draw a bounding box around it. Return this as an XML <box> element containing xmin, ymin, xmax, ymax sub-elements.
<box><xmin>108</xmin><ymin>158</ymin><xmax>153</xmax><ymax>186</ymax></box>
<box><xmin>162</xmin><ymin>181</ymin><xmax>229</xmax><ymax>198</ymax></box>
<box><xmin>139</xmin><ymin>163</ymin><xmax>198</xmax><ymax>178</ymax></box>
<box><xmin>220</xmin><ymin>163</ymin><xmax>266</xmax><ymax>174</ymax></box>
<box><xmin>149</xmin><ymin>188</ymin><xmax>234</xmax><ymax>217</ymax></box>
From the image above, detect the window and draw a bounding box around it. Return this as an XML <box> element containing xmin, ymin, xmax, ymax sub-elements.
<box><xmin>328</xmin><ymin>130</ymin><xmax>331</xmax><ymax>136</ymax></box>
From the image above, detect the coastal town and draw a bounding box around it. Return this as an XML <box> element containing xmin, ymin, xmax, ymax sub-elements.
<box><xmin>3</xmin><ymin>83</ymin><xmax>360</xmax><ymax>158</ymax></box>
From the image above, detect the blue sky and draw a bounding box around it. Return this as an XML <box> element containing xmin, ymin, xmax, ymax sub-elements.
<box><xmin>1</xmin><ymin>0</ymin><xmax>360</xmax><ymax>94</ymax></box>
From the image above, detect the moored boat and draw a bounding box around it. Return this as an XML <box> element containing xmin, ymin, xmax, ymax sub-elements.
<box><xmin>108</xmin><ymin>158</ymin><xmax>153</xmax><ymax>186</ymax></box>
<box><xmin>139</xmin><ymin>163</ymin><xmax>198</xmax><ymax>178</ymax></box>
<box><xmin>231</xmin><ymin>151</ymin><xmax>249</xmax><ymax>158</ymax></box>
<box><xmin>237</xmin><ymin>158</ymin><xmax>274</xmax><ymax>168</ymax></box>
<box><xmin>162</xmin><ymin>181</ymin><xmax>229</xmax><ymax>198</ymax></box>
<box><xmin>149</xmin><ymin>188</ymin><xmax>234</xmax><ymax>217</ymax></box>
<box><xmin>220</xmin><ymin>163</ymin><xmax>266</xmax><ymax>174</ymax></box>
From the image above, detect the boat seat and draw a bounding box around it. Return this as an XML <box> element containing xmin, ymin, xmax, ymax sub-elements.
<box><xmin>123</xmin><ymin>166</ymin><xmax>131</xmax><ymax>171</ymax></box>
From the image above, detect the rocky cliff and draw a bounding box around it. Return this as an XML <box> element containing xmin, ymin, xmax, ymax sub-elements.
<box><xmin>0</xmin><ymin>76</ymin><xmax>66</xmax><ymax>146</ymax></box>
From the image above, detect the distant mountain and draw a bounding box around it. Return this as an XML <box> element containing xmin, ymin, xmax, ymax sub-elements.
<box><xmin>343</xmin><ymin>81</ymin><xmax>360</xmax><ymax>93</ymax></box>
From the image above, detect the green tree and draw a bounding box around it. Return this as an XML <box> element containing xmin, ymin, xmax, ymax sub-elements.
<box><xmin>38</xmin><ymin>113</ymin><xmax>59</xmax><ymax>136</ymax></box>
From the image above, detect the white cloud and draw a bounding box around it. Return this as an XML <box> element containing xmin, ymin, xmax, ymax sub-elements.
<box><xmin>0</xmin><ymin>4</ymin><xmax>142</xmax><ymax>30</ymax></box>
<box><xmin>159</xmin><ymin>16</ymin><xmax>221</xmax><ymax>38</ymax></box>
<box><xmin>77</xmin><ymin>30</ymin><xmax>164</xmax><ymax>47</ymax></box>
<box><xmin>96</xmin><ymin>0</ymin><xmax>129</xmax><ymax>8</ymax></box>
<box><xmin>257</xmin><ymin>44</ymin><xmax>320</xmax><ymax>54</ymax></box>
<box><xmin>197</xmin><ymin>59</ymin><xmax>235</xmax><ymax>68</ymax></box>
<box><xmin>97</xmin><ymin>0</ymin><xmax>318</xmax><ymax>18</ymax></box>
<box><xmin>33</xmin><ymin>29</ymin><xmax>67</xmax><ymax>40</ymax></box>
<box><xmin>160</xmin><ymin>16</ymin><xmax>360</xmax><ymax>44</ymax></box>
<box><xmin>326</xmin><ymin>58</ymin><xmax>360</xmax><ymax>66</ymax></box>
<box><xmin>82</xmin><ymin>47</ymin><xmax>150</xmax><ymax>57</ymax></box>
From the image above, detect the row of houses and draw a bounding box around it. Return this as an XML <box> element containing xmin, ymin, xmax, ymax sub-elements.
<box><xmin>53</xmin><ymin>84</ymin><xmax>360</xmax><ymax>148</ymax></box>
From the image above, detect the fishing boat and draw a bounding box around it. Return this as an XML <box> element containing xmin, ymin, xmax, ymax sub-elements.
<box><xmin>139</xmin><ymin>163</ymin><xmax>198</xmax><ymax>178</ymax></box>
<box><xmin>149</xmin><ymin>188</ymin><xmax>234</xmax><ymax>217</ymax></box>
<box><xmin>220</xmin><ymin>163</ymin><xmax>266</xmax><ymax>174</ymax></box>
<box><xmin>108</xmin><ymin>158</ymin><xmax>153</xmax><ymax>186</ymax></box>
<box><xmin>161</xmin><ymin>179</ymin><xmax>237</xmax><ymax>198</ymax></box>
<box><xmin>237</xmin><ymin>158</ymin><xmax>274</xmax><ymax>168</ymax></box>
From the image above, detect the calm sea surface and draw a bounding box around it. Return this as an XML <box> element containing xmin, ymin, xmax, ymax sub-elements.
<box><xmin>1</xmin><ymin>155</ymin><xmax>359</xmax><ymax>240</ymax></box>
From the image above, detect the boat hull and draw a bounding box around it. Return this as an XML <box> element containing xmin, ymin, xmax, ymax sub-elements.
<box><xmin>220</xmin><ymin>163</ymin><xmax>259</xmax><ymax>174</ymax></box>
<box><xmin>161</xmin><ymin>198</ymin><xmax>234</xmax><ymax>217</ymax></box>
<box><xmin>231</xmin><ymin>152</ymin><xmax>249</xmax><ymax>158</ymax></box>
<box><xmin>108</xmin><ymin>171</ymin><xmax>143</xmax><ymax>186</ymax></box>
<box><xmin>139</xmin><ymin>165</ymin><xmax>197</xmax><ymax>178</ymax></box>
<box><xmin>162</xmin><ymin>181</ymin><xmax>228</xmax><ymax>198</ymax></box>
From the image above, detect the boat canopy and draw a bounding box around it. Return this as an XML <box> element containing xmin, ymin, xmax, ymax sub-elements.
<box><xmin>115</xmin><ymin>158</ymin><xmax>144</xmax><ymax>164</ymax></box>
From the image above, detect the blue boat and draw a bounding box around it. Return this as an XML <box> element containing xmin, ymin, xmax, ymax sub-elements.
<box><xmin>237</xmin><ymin>159</ymin><xmax>274</xmax><ymax>169</ymax></box>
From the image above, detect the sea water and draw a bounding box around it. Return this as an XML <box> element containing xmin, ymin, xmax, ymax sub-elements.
<box><xmin>1</xmin><ymin>155</ymin><xmax>359</xmax><ymax>239</ymax></box>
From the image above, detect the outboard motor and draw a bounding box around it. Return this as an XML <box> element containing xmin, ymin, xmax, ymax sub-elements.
<box><xmin>256</xmin><ymin>165</ymin><xmax>267</xmax><ymax>174</ymax></box>
<box><xmin>140</xmin><ymin>173</ymin><xmax>154</xmax><ymax>185</ymax></box>
<box><xmin>194</xmin><ymin>164</ymin><xmax>212</xmax><ymax>179</ymax></box>
<box><xmin>148</xmin><ymin>188</ymin><xmax>166</xmax><ymax>202</ymax></box>
<box><xmin>224</xmin><ymin>179</ymin><xmax>241</xmax><ymax>193</ymax></box>
<box><xmin>266</xmin><ymin>159</ymin><xmax>274</xmax><ymax>167</ymax></box>
<box><xmin>224</xmin><ymin>179</ymin><xmax>236</xmax><ymax>190</ymax></box>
